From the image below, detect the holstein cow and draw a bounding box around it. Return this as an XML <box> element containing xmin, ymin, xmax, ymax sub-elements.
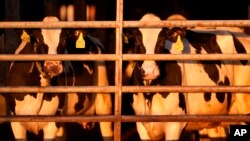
<box><xmin>56</xmin><ymin>29</ymin><xmax>113</xmax><ymax>141</ymax></box>
<box><xmin>123</xmin><ymin>13</ymin><xmax>186</xmax><ymax>140</ymax></box>
<box><xmin>5</xmin><ymin>17</ymin><xmax>67</xmax><ymax>140</ymax></box>
<box><xmin>122</xmin><ymin>13</ymin><xmax>250</xmax><ymax>140</ymax></box>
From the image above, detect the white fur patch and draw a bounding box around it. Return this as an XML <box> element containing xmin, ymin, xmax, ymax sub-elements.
<box><xmin>139</xmin><ymin>14</ymin><xmax>162</xmax><ymax>54</ymax></box>
<box><xmin>42</xmin><ymin>17</ymin><xmax>61</xmax><ymax>54</ymax></box>
<box><xmin>139</xmin><ymin>14</ymin><xmax>161</xmax><ymax>81</ymax></box>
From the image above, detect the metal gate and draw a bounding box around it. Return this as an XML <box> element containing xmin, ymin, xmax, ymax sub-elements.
<box><xmin>1</xmin><ymin>0</ymin><xmax>250</xmax><ymax>140</ymax></box>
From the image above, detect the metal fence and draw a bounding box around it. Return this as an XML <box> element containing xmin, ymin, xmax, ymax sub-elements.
<box><xmin>1</xmin><ymin>0</ymin><xmax>250</xmax><ymax>140</ymax></box>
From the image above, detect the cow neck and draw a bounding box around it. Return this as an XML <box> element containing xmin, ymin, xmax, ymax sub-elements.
<box><xmin>34</xmin><ymin>43</ymin><xmax>52</xmax><ymax>82</ymax></box>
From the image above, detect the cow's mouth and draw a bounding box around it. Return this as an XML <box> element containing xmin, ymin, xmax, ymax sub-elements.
<box><xmin>143</xmin><ymin>74</ymin><xmax>159</xmax><ymax>81</ymax></box>
<box><xmin>44</xmin><ymin>61</ymin><xmax>63</xmax><ymax>77</ymax></box>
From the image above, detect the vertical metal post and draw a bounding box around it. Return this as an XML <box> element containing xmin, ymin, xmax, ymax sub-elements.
<box><xmin>115</xmin><ymin>0</ymin><xmax>123</xmax><ymax>140</ymax></box>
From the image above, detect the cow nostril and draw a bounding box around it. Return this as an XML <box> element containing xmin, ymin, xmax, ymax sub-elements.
<box><xmin>50</xmin><ymin>65</ymin><xmax>59</xmax><ymax>72</ymax></box>
<box><xmin>47</xmin><ymin>62</ymin><xmax>51</xmax><ymax>66</ymax></box>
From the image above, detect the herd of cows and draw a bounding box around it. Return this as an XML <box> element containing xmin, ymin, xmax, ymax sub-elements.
<box><xmin>0</xmin><ymin>13</ymin><xmax>250</xmax><ymax>141</ymax></box>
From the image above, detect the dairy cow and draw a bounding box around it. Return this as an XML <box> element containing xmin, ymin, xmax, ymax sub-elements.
<box><xmin>122</xmin><ymin>13</ymin><xmax>250</xmax><ymax>140</ymax></box>
<box><xmin>123</xmin><ymin>13</ymin><xmax>186</xmax><ymax>140</ymax></box>
<box><xmin>56</xmin><ymin>29</ymin><xmax>113</xmax><ymax>141</ymax></box>
<box><xmin>5</xmin><ymin>17</ymin><xmax>68</xmax><ymax>140</ymax></box>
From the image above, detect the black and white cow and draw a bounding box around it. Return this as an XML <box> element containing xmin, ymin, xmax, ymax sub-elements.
<box><xmin>5</xmin><ymin>17</ymin><xmax>68</xmax><ymax>140</ymax></box>
<box><xmin>123</xmin><ymin>13</ymin><xmax>186</xmax><ymax>140</ymax></box>
<box><xmin>122</xmin><ymin>13</ymin><xmax>250</xmax><ymax>140</ymax></box>
<box><xmin>56</xmin><ymin>29</ymin><xmax>113</xmax><ymax>141</ymax></box>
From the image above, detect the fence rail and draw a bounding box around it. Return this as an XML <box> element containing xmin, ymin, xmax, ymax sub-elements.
<box><xmin>1</xmin><ymin>54</ymin><xmax>250</xmax><ymax>61</ymax></box>
<box><xmin>0</xmin><ymin>115</ymin><xmax>250</xmax><ymax>122</ymax></box>
<box><xmin>1</xmin><ymin>20</ymin><xmax>250</xmax><ymax>28</ymax></box>
<box><xmin>2</xmin><ymin>86</ymin><xmax>250</xmax><ymax>93</ymax></box>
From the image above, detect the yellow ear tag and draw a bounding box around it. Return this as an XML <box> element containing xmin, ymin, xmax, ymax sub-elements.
<box><xmin>76</xmin><ymin>33</ymin><xmax>85</xmax><ymax>48</ymax></box>
<box><xmin>21</xmin><ymin>30</ymin><xmax>30</xmax><ymax>42</ymax></box>
<box><xmin>175</xmin><ymin>35</ymin><xmax>184</xmax><ymax>51</ymax></box>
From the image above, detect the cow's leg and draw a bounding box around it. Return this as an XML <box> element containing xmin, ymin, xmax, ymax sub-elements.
<box><xmin>132</xmin><ymin>93</ymin><xmax>151</xmax><ymax>140</ymax></box>
<box><xmin>43</xmin><ymin>122</ymin><xmax>59</xmax><ymax>139</ymax></box>
<box><xmin>95</xmin><ymin>61</ymin><xmax>113</xmax><ymax>141</ymax></box>
<box><xmin>164</xmin><ymin>122</ymin><xmax>186</xmax><ymax>141</ymax></box>
<box><xmin>11</xmin><ymin>122</ymin><xmax>27</xmax><ymax>139</ymax></box>
<box><xmin>96</xmin><ymin>93</ymin><xmax>113</xmax><ymax>141</ymax></box>
<box><xmin>136</xmin><ymin>122</ymin><xmax>150</xmax><ymax>140</ymax></box>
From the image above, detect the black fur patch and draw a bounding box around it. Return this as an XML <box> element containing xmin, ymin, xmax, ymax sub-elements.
<box><xmin>204</xmin><ymin>92</ymin><xmax>212</xmax><ymax>102</ymax></box>
<box><xmin>179</xmin><ymin>93</ymin><xmax>186</xmax><ymax>112</ymax></box>
<box><xmin>202</xmin><ymin>62</ymin><xmax>219</xmax><ymax>84</ymax></box>
<box><xmin>185</xmin><ymin>30</ymin><xmax>223</xmax><ymax>54</ymax></box>
<box><xmin>75</xmin><ymin>93</ymin><xmax>87</xmax><ymax>113</ymax></box>
<box><xmin>217</xmin><ymin>76</ymin><xmax>231</xmax><ymax>105</ymax></box>
<box><xmin>232</xmin><ymin>35</ymin><xmax>248</xmax><ymax>65</ymax></box>
<box><xmin>215</xmin><ymin>92</ymin><xmax>225</xmax><ymax>104</ymax></box>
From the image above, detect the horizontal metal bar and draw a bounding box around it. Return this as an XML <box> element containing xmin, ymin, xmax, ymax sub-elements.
<box><xmin>123</xmin><ymin>54</ymin><xmax>250</xmax><ymax>61</ymax></box>
<box><xmin>124</xmin><ymin>20</ymin><xmax>250</xmax><ymax>27</ymax></box>
<box><xmin>1</xmin><ymin>86</ymin><xmax>250</xmax><ymax>93</ymax></box>
<box><xmin>123</xmin><ymin>86</ymin><xmax>250</xmax><ymax>93</ymax></box>
<box><xmin>121</xmin><ymin>115</ymin><xmax>250</xmax><ymax>122</ymax></box>
<box><xmin>0</xmin><ymin>115</ymin><xmax>116</xmax><ymax>122</ymax></box>
<box><xmin>0</xmin><ymin>54</ymin><xmax>120</xmax><ymax>61</ymax></box>
<box><xmin>1</xmin><ymin>54</ymin><xmax>250</xmax><ymax>61</ymax></box>
<box><xmin>0</xmin><ymin>21</ymin><xmax>117</xmax><ymax>28</ymax></box>
<box><xmin>0</xmin><ymin>86</ymin><xmax>117</xmax><ymax>93</ymax></box>
<box><xmin>0</xmin><ymin>115</ymin><xmax>249</xmax><ymax>122</ymax></box>
<box><xmin>1</xmin><ymin>20</ymin><xmax>250</xmax><ymax>28</ymax></box>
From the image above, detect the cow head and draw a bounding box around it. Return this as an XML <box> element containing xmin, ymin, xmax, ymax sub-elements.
<box><xmin>15</xmin><ymin>17</ymin><xmax>68</xmax><ymax>78</ymax></box>
<box><xmin>65</xmin><ymin>29</ymin><xmax>104</xmax><ymax>55</ymax></box>
<box><xmin>123</xmin><ymin>13</ymin><xmax>168</xmax><ymax>85</ymax></box>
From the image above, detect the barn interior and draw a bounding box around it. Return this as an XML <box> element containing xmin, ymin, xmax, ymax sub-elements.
<box><xmin>0</xmin><ymin>0</ymin><xmax>250</xmax><ymax>141</ymax></box>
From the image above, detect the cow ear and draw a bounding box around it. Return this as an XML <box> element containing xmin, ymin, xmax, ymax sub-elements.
<box><xmin>122</xmin><ymin>28</ymin><xmax>132</xmax><ymax>42</ymax></box>
<box><xmin>20</xmin><ymin>30</ymin><xmax>30</xmax><ymax>42</ymax></box>
<box><xmin>86</xmin><ymin>34</ymin><xmax>104</xmax><ymax>51</ymax></box>
<box><xmin>15</xmin><ymin>29</ymin><xmax>31</xmax><ymax>43</ymax></box>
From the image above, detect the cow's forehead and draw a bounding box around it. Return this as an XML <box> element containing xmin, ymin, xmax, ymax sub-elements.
<box><xmin>41</xmin><ymin>16</ymin><xmax>62</xmax><ymax>54</ymax></box>
<box><xmin>139</xmin><ymin>28</ymin><xmax>162</xmax><ymax>54</ymax></box>
<box><xmin>139</xmin><ymin>14</ymin><xmax>162</xmax><ymax>54</ymax></box>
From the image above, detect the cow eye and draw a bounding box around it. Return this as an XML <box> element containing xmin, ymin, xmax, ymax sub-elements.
<box><xmin>75</xmin><ymin>31</ymin><xmax>80</xmax><ymax>36</ymax></box>
<box><xmin>169</xmin><ymin>32</ymin><xmax>178</xmax><ymax>42</ymax></box>
<box><xmin>135</xmin><ymin>36</ymin><xmax>142</xmax><ymax>43</ymax></box>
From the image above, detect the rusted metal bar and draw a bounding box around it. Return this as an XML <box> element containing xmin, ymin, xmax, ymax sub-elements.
<box><xmin>1</xmin><ymin>20</ymin><xmax>250</xmax><ymax>28</ymax></box>
<box><xmin>122</xmin><ymin>86</ymin><xmax>250</xmax><ymax>93</ymax></box>
<box><xmin>122</xmin><ymin>54</ymin><xmax>250</xmax><ymax>61</ymax></box>
<box><xmin>114</xmin><ymin>0</ymin><xmax>123</xmax><ymax>140</ymax></box>
<box><xmin>1</xmin><ymin>86</ymin><xmax>250</xmax><ymax>93</ymax></box>
<box><xmin>1</xmin><ymin>54</ymin><xmax>250</xmax><ymax>61</ymax></box>
<box><xmin>0</xmin><ymin>21</ymin><xmax>117</xmax><ymax>28</ymax></box>
<box><xmin>0</xmin><ymin>115</ymin><xmax>250</xmax><ymax>122</ymax></box>
<box><xmin>121</xmin><ymin>115</ymin><xmax>250</xmax><ymax>122</ymax></box>
<box><xmin>0</xmin><ymin>54</ymin><xmax>119</xmax><ymax>61</ymax></box>
<box><xmin>0</xmin><ymin>115</ymin><xmax>117</xmax><ymax>122</ymax></box>
<box><xmin>0</xmin><ymin>86</ymin><xmax>117</xmax><ymax>93</ymax></box>
<box><xmin>123</xmin><ymin>20</ymin><xmax>250</xmax><ymax>27</ymax></box>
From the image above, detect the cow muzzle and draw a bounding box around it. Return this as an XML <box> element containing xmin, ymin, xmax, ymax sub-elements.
<box><xmin>141</xmin><ymin>61</ymin><xmax>160</xmax><ymax>80</ymax></box>
<box><xmin>44</xmin><ymin>61</ymin><xmax>63</xmax><ymax>77</ymax></box>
